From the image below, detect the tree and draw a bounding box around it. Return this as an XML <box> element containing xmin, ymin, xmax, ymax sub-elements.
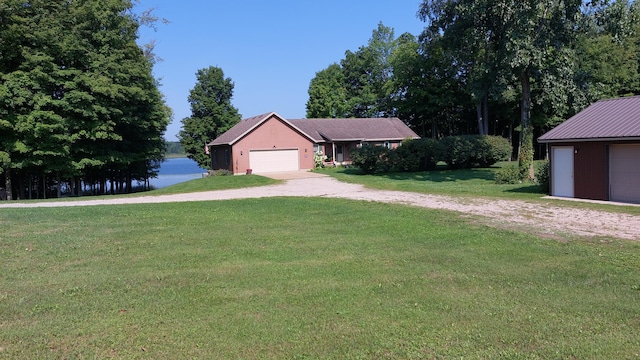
<box><xmin>179</xmin><ymin>66</ymin><xmax>241</xmax><ymax>169</ymax></box>
<box><xmin>306</xmin><ymin>22</ymin><xmax>400</xmax><ymax>119</ymax></box>
<box><xmin>574</xmin><ymin>0</ymin><xmax>640</xmax><ymax>103</ymax></box>
<box><xmin>387</xmin><ymin>33</ymin><xmax>469</xmax><ymax>138</ymax></box>
<box><xmin>306</xmin><ymin>63</ymin><xmax>349</xmax><ymax>118</ymax></box>
<box><xmin>0</xmin><ymin>0</ymin><xmax>170</xmax><ymax>199</ymax></box>
<box><xmin>419</xmin><ymin>0</ymin><xmax>584</xmax><ymax>180</ymax></box>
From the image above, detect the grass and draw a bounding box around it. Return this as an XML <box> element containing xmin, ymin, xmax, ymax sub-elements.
<box><xmin>1</xmin><ymin>198</ymin><xmax>640</xmax><ymax>359</ymax></box>
<box><xmin>7</xmin><ymin>174</ymin><xmax>278</xmax><ymax>203</ymax></box>
<box><xmin>164</xmin><ymin>153</ymin><xmax>188</xmax><ymax>159</ymax></box>
<box><xmin>314</xmin><ymin>161</ymin><xmax>547</xmax><ymax>200</ymax></box>
<box><xmin>315</xmin><ymin>162</ymin><xmax>640</xmax><ymax>215</ymax></box>
<box><xmin>144</xmin><ymin>174</ymin><xmax>278</xmax><ymax>196</ymax></box>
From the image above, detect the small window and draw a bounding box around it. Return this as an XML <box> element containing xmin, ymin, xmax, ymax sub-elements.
<box><xmin>313</xmin><ymin>144</ymin><xmax>322</xmax><ymax>154</ymax></box>
<box><xmin>384</xmin><ymin>141</ymin><xmax>391</xmax><ymax>149</ymax></box>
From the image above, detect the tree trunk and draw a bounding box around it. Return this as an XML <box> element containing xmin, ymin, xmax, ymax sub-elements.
<box><xmin>476</xmin><ymin>94</ymin><xmax>490</xmax><ymax>135</ymax></box>
<box><xmin>483</xmin><ymin>93</ymin><xmax>489</xmax><ymax>135</ymax></box>
<box><xmin>56</xmin><ymin>172</ymin><xmax>61</xmax><ymax>198</ymax></box>
<box><xmin>518</xmin><ymin>69</ymin><xmax>535</xmax><ymax>181</ymax></box>
<box><xmin>5</xmin><ymin>169</ymin><xmax>12</xmax><ymax>201</ymax></box>
<box><xmin>476</xmin><ymin>103</ymin><xmax>484</xmax><ymax>135</ymax></box>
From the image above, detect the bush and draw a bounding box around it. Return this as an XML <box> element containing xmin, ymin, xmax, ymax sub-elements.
<box><xmin>350</xmin><ymin>144</ymin><xmax>390</xmax><ymax>174</ymax></box>
<box><xmin>494</xmin><ymin>165</ymin><xmax>522</xmax><ymax>184</ymax></box>
<box><xmin>208</xmin><ymin>169</ymin><xmax>233</xmax><ymax>176</ymax></box>
<box><xmin>313</xmin><ymin>151</ymin><xmax>325</xmax><ymax>169</ymax></box>
<box><xmin>440</xmin><ymin>135</ymin><xmax>512</xmax><ymax>169</ymax></box>
<box><xmin>536</xmin><ymin>160</ymin><xmax>550</xmax><ymax>194</ymax></box>
<box><xmin>439</xmin><ymin>135</ymin><xmax>475</xmax><ymax>169</ymax></box>
<box><xmin>391</xmin><ymin>138</ymin><xmax>440</xmax><ymax>172</ymax></box>
<box><xmin>476</xmin><ymin>135</ymin><xmax>512</xmax><ymax>167</ymax></box>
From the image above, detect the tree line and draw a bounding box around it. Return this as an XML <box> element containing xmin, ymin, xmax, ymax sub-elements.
<box><xmin>0</xmin><ymin>0</ymin><xmax>170</xmax><ymax>200</ymax></box>
<box><xmin>307</xmin><ymin>1</ymin><xmax>640</xmax><ymax>180</ymax></box>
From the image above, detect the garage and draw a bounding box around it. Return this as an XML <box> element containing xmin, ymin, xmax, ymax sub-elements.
<box><xmin>610</xmin><ymin>144</ymin><xmax>640</xmax><ymax>203</ymax></box>
<box><xmin>539</xmin><ymin>96</ymin><xmax>640</xmax><ymax>204</ymax></box>
<box><xmin>249</xmin><ymin>149</ymin><xmax>299</xmax><ymax>173</ymax></box>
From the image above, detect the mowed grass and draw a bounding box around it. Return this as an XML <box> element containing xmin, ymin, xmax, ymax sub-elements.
<box><xmin>1</xmin><ymin>198</ymin><xmax>640</xmax><ymax>359</ymax></box>
<box><xmin>316</xmin><ymin>161</ymin><xmax>549</xmax><ymax>200</ymax></box>
<box><xmin>317</xmin><ymin>162</ymin><xmax>640</xmax><ymax>215</ymax></box>
<box><xmin>145</xmin><ymin>174</ymin><xmax>279</xmax><ymax>196</ymax></box>
<box><xmin>7</xmin><ymin>174</ymin><xmax>278</xmax><ymax>203</ymax></box>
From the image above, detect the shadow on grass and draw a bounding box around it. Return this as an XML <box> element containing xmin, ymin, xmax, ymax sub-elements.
<box><xmin>341</xmin><ymin>167</ymin><xmax>498</xmax><ymax>183</ymax></box>
<box><xmin>505</xmin><ymin>184</ymin><xmax>545</xmax><ymax>195</ymax></box>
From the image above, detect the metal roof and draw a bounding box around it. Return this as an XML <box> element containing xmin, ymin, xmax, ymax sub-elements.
<box><xmin>538</xmin><ymin>96</ymin><xmax>640</xmax><ymax>143</ymax></box>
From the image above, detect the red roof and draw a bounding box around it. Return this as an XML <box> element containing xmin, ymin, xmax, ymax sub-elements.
<box><xmin>538</xmin><ymin>96</ymin><xmax>640</xmax><ymax>143</ymax></box>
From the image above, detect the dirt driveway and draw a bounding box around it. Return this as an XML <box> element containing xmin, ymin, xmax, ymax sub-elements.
<box><xmin>1</xmin><ymin>171</ymin><xmax>638</xmax><ymax>241</ymax></box>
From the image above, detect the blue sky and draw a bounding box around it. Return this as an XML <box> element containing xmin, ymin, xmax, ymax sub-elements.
<box><xmin>135</xmin><ymin>1</ymin><xmax>426</xmax><ymax>141</ymax></box>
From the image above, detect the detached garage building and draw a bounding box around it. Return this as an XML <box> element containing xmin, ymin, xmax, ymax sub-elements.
<box><xmin>208</xmin><ymin>112</ymin><xmax>419</xmax><ymax>175</ymax></box>
<box><xmin>538</xmin><ymin>96</ymin><xmax>640</xmax><ymax>204</ymax></box>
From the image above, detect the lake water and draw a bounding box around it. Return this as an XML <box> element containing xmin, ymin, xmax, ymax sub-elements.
<box><xmin>149</xmin><ymin>157</ymin><xmax>207</xmax><ymax>189</ymax></box>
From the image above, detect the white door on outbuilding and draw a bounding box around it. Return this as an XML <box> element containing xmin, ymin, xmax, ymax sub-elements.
<box><xmin>610</xmin><ymin>144</ymin><xmax>640</xmax><ymax>203</ymax></box>
<box><xmin>551</xmin><ymin>146</ymin><xmax>574</xmax><ymax>198</ymax></box>
<box><xmin>249</xmin><ymin>149</ymin><xmax>299</xmax><ymax>173</ymax></box>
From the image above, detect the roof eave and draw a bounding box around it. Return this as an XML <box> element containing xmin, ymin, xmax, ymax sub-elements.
<box><xmin>364</xmin><ymin>137</ymin><xmax>419</xmax><ymax>142</ymax></box>
<box><xmin>538</xmin><ymin>136</ymin><xmax>640</xmax><ymax>143</ymax></box>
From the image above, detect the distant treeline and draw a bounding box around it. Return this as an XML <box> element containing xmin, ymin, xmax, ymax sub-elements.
<box><xmin>165</xmin><ymin>141</ymin><xmax>185</xmax><ymax>155</ymax></box>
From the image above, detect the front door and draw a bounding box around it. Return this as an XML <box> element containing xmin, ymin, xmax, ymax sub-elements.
<box><xmin>551</xmin><ymin>146</ymin><xmax>574</xmax><ymax>198</ymax></box>
<box><xmin>336</xmin><ymin>145</ymin><xmax>344</xmax><ymax>162</ymax></box>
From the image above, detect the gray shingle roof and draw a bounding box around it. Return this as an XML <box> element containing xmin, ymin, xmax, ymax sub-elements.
<box><xmin>208</xmin><ymin>113</ymin><xmax>419</xmax><ymax>146</ymax></box>
<box><xmin>538</xmin><ymin>96</ymin><xmax>640</xmax><ymax>143</ymax></box>
<box><xmin>208</xmin><ymin>112</ymin><xmax>315</xmax><ymax>145</ymax></box>
<box><xmin>288</xmin><ymin>118</ymin><xmax>419</xmax><ymax>142</ymax></box>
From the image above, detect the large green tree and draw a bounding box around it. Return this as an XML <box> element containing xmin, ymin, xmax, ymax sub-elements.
<box><xmin>305</xmin><ymin>63</ymin><xmax>349</xmax><ymax>118</ymax></box>
<box><xmin>179</xmin><ymin>66</ymin><xmax>241</xmax><ymax>169</ymax></box>
<box><xmin>0</xmin><ymin>0</ymin><xmax>169</xmax><ymax>199</ymax></box>
<box><xmin>387</xmin><ymin>33</ymin><xmax>469</xmax><ymax>138</ymax></box>
<box><xmin>306</xmin><ymin>23</ymin><xmax>400</xmax><ymax>118</ymax></box>
<box><xmin>574</xmin><ymin>1</ymin><xmax>640</xmax><ymax>102</ymax></box>
<box><xmin>419</xmin><ymin>0</ymin><xmax>585</xmax><ymax>180</ymax></box>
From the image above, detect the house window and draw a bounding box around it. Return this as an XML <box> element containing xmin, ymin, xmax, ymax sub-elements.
<box><xmin>313</xmin><ymin>143</ymin><xmax>322</xmax><ymax>154</ymax></box>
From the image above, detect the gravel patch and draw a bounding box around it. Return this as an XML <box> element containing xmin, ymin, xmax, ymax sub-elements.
<box><xmin>1</xmin><ymin>175</ymin><xmax>638</xmax><ymax>241</ymax></box>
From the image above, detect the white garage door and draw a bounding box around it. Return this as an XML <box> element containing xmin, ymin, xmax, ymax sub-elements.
<box><xmin>249</xmin><ymin>149</ymin><xmax>299</xmax><ymax>173</ymax></box>
<box><xmin>610</xmin><ymin>144</ymin><xmax>640</xmax><ymax>203</ymax></box>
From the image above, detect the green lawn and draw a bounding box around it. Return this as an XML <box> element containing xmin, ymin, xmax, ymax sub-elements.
<box><xmin>6</xmin><ymin>174</ymin><xmax>278</xmax><ymax>203</ymax></box>
<box><xmin>1</xmin><ymin>197</ymin><xmax>639</xmax><ymax>359</ymax></box>
<box><xmin>144</xmin><ymin>173</ymin><xmax>279</xmax><ymax>196</ymax></box>
<box><xmin>315</xmin><ymin>162</ymin><xmax>640</xmax><ymax>215</ymax></box>
<box><xmin>314</xmin><ymin>162</ymin><xmax>548</xmax><ymax>200</ymax></box>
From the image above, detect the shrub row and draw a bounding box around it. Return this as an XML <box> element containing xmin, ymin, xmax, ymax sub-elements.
<box><xmin>350</xmin><ymin>135</ymin><xmax>512</xmax><ymax>174</ymax></box>
<box><xmin>494</xmin><ymin>160</ymin><xmax>549</xmax><ymax>192</ymax></box>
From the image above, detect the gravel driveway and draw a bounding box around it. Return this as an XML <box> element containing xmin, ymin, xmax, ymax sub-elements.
<box><xmin>1</xmin><ymin>172</ymin><xmax>638</xmax><ymax>241</ymax></box>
